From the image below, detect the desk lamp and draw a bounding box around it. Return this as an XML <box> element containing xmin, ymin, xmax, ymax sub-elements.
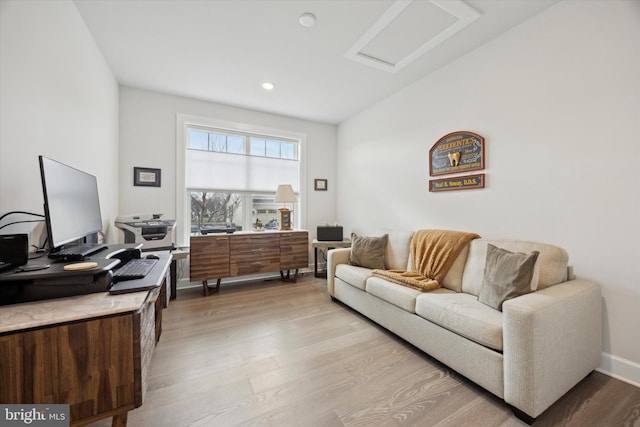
<box><xmin>275</xmin><ymin>184</ymin><xmax>296</xmax><ymax>230</ymax></box>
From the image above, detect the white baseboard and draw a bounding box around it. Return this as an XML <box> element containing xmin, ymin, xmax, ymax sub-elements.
<box><xmin>597</xmin><ymin>352</ymin><xmax>640</xmax><ymax>388</ymax></box>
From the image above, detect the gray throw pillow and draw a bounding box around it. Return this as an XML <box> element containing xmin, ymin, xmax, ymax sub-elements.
<box><xmin>478</xmin><ymin>244</ymin><xmax>539</xmax><ymax>311</ymax></box>
<box><xmin>349</xmin><ymin>233</ymin><xmax>388</xmax><ymax>269</ymax></box>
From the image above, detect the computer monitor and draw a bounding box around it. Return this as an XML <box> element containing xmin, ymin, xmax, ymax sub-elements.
<box><xmin>39</xmin><ymin>156</ymin><xmax>103</xmax><ymax>252</ymax></box>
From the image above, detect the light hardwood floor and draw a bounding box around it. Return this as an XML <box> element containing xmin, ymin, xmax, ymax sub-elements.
<box><xmin>89</xmin><ymin>275</ymin><xmax>640</xmax><ymax>427</ymax></box>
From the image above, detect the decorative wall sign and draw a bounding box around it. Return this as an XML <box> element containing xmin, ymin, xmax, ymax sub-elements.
<box><xmin>429</xmin><ymin>174</ymin><xmax>485</xmax><ymax>192</ymax></box>
<box><xmin>430</xmin><ymin>131</ymin><xmax>484</xmax><ymax>176</ymax></box>
<box><xmin>134</xmin><ymin>167</ymin><xmax>161</xmax><ymax>187</ymax></box>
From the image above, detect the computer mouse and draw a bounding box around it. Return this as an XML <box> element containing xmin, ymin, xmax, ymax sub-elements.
<box><xmin>145</xmin><ymin>254</ymin><xmax>159</xmax><ymax>260</ymax></box>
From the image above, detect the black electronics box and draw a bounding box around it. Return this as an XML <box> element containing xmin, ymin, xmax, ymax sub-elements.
<box><xmin>0</xmin><ymin>234</ymin><xmax>28</xmax><ymax>267</ymax></box>
<box><xmin>317</xmin><ymin>225</ymin><xmax>343</xmax><ymax>241</ymax></box>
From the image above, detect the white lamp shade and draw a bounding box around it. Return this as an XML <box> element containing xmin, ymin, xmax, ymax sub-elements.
<box><xmin>275</xmin><ymin>184</ymin><xmax>296</xmax><ymax>203</ymax></box>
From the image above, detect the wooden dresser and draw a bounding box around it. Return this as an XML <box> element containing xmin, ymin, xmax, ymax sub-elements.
<box><xmin>190</xmin><ymin>230</ymin><xmax>308</xmax><ymax>295</ymax></box>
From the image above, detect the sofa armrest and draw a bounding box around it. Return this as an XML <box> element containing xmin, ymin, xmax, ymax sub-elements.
<box><xmin>327</xmin><ymin>248</ymin><xmax>351</xmax><ymax>296</ymax></box>
<box><xmin>502</xmin><ymin>278</ymin><xmax>601</xmax><ymax>418</ymax></box>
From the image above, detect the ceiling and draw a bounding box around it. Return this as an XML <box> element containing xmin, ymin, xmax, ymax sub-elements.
<box><xmin>74</xmin><ymin>0</ymin><xmax>558</xmax><ymax>125</ymax></box>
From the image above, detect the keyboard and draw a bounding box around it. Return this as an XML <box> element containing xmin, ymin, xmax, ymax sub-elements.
<box><xmin>49</xmin><ymin>243</ymin><xmax>108</xmax><ymax>260</ymax></box>
<box><xmin>112</xmin><ymin>259</ymin><xmax>157</xmax><ymax>282</ymax></box>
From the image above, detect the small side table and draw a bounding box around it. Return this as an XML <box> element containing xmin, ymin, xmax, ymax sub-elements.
<box><xmin>312</xmin><ymin>239</ymin><xmax>351</xmax><ymax>278</ymax></box>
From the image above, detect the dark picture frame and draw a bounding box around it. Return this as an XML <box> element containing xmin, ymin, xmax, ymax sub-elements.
<box><xmin>134</xmin><ymin>167</ymin><xmax>161</xmax><ymax>187</ymax></box>
<box><xmin>314</xmin><ymin>179</ymin><xmax>327</xmax><ymax>191</ymax></box>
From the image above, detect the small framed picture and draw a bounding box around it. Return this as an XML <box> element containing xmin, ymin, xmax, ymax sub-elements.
<box><xmin>314</xmin><ymin>179</ymin><xmax>327</xmax><ymax>191</ymax></box>
<box><xmin>134</xmin><ymin>167</ymin><xmax>161</xmax><ymax>187</ymax></box>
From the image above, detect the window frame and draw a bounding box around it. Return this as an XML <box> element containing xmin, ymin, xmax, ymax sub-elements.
<box><xmin>176</xmin><ymin>114</ymin><xmax>307</xmax><ymax>247</ymax></box>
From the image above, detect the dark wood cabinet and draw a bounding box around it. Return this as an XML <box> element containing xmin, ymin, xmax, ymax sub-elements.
<box><xmin>190</xmin><ymin>231</ymin><xmax>308</xmax><ymax>295</ymax></box>
<box><xmin>0</xmin><ymin>279</ymin><xmax>166</xmax><ymax>427</ymax></box>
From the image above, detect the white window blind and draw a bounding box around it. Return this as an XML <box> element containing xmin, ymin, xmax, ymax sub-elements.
<box><xmin>186</xmin><ymin>149</ymin><xmax>299</xmax><ymax>193</ymax></box>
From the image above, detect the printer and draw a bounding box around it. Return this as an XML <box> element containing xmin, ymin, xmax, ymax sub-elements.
<box><xmin>115</xmin><ymin>213</ymin><xmax>176</xmax><ymax>251</ymax></box>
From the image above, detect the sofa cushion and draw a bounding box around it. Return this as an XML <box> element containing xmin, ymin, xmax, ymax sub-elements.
<box><xmin>440</xmin><ymin>242</ymin><xmax>470</xmax><ymax>293</ymax></box>
<box><xmin>384</xmin><ymin>231</ymin><xmax>414</xmax><ymax>270</ymax></box>
<box><xmin>478</xmin><ymin>244</ymin><xmax>539</xmax><ymax>311</ymax></box>
<box><xmin>349</xmin><ymin>233</ymin><xmax>388</xmax><ymax>269</ymax></box>
<box><xmin>335</xmin><ymin>264</ymin><xmax>372</xmax><ymax>290</ymax></box>
<box><xmin>365</xmin><ymin>276</ymin><xmax>423</xmax><ymax>313</ymax></box>
<box><xmin>415</xmin><ymin>290</ymin><xmax>504</xmax><ymax>351</ymax></box>
<box><xmin>462</xmin><ymin>239</ymin><xmax>568</xmax><ymax>296</ymax></box>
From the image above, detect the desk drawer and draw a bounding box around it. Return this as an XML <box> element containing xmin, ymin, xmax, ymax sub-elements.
<box><xmin>229</xmin><ymin>234</ymin><xmax>279</xmax><ymax>276</ymax></box>
<box><xmin>230</xmin><ymin>234</ymin><xmax>279</xmax><ymax>262</ymax></box>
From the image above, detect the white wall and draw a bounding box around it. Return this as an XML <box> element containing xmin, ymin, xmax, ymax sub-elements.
<box><xmin>337</xmin><ymin>0</ymin><xmax>640</xmax><ymax>385</ymax></box>
<box><xmin>0</xmin><ymin>0</ymin><xmax>119</xmax><ymax>244</ymax></box>
<box><xmin>118</xmin><ymin>87</ymin><xmax>338</xmax><ymax>247</ymax></box>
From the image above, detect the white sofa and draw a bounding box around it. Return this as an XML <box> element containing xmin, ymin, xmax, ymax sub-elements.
<box><xmin>327</xmin><ymin>231</ymin><xmax>601</xmax><ymax>422</ymax></box>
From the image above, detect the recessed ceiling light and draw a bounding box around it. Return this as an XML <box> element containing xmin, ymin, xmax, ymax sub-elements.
<box><xmin>299</xmin><ymin>12</ymin><xmax>316</xmax><ymax>27</ymax></box>
<box><xmin>262</xmin><ymin>82</ymin><xmax>275</xmax><ymax>90</ymax></box>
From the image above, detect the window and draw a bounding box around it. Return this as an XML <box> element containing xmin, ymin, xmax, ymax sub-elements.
<box><xmin>249</xmin><ymin>137</ymin><xmax>298</xmax><ymax>159</ymax></box>
<box><xmin>179</xmin><ymin>119</ymin><xmax>303</xmax><ymax>241</ymax></box>
<box><xmin>188</xmin><ymin>129</ymin><xmax>245</xmax><ymax>154</ymax></box>
<box><xmin>188</xmin><ymin>128</ymin><xmax>298</xmax><ymax>160</ymax></box>
<box><xmin>190</xmin><ymin>192</ymin><xmax>243</xmax><ymax>232</ymax></box>
<box><xmin>190</xmin><ymin>192</ymin><xmax>294</xmax><ymax>233</ymax></box>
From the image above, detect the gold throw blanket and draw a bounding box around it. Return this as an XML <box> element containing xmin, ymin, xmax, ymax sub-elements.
<box><xmin>372</xmin><ymin>229</ymin><xmax>480</xmax><ymax>292</ymax></box>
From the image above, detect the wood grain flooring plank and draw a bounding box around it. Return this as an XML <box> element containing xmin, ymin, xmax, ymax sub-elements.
<box><xmin>534</xmin><ymin>372</ymin><xmax>640</xmax><ymax>427</ymax></box>
<box><xmin>431</xmin><ymin>393</ymin><xmax>515</xmax><ymax>427</ymax></box>
<box><xmin>336</xmin><ymin>362</ymin><xmax>469</xmax><ymax>426</ymax></box>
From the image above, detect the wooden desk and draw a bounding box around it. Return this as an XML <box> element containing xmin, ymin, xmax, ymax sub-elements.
<box><xmin>134</xmin><ymin>250</ymin><xmax>188</xmax><ymax>301</ymax></box>
<box><xmin>312</xmin><ymin>239</ymin><xmax>351</xmax><ymax>277</ymax></box>
<box><xmin>0</xmin><ymin>259</ymin><xmax>169</xmax><ymax>427</ymax></box>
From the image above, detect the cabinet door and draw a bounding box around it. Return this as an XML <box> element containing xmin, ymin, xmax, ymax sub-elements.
<box><xmin>280</xmin><ymin>231</ymin><xmax>309</xmax><ymax>270</ymax></box>
<box><xmin>0</xmin><ymin>315</ymin><xmax>136</xmax><ymax>422</ymax></box>
<box><xmin>190</xmin><ymin>235</ymin><xmax>230</xmax><ymax>281</ymax></box>
<box><xmin>230</xmin><ymin>233</ymin><xmax>280</xmax><ymax>276</ymax></box>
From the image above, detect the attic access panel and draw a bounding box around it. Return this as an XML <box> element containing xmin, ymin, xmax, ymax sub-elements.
<box><xmin>344</xmin><ymin>0</ymin><xmax>481</xmax><ymax>73</ymax></box>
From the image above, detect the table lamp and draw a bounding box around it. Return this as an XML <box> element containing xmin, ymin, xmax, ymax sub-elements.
<box><xmin>275</xmin><ymin>184</ymin><xmax>296</xmax><ymax>230</ymax></box>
